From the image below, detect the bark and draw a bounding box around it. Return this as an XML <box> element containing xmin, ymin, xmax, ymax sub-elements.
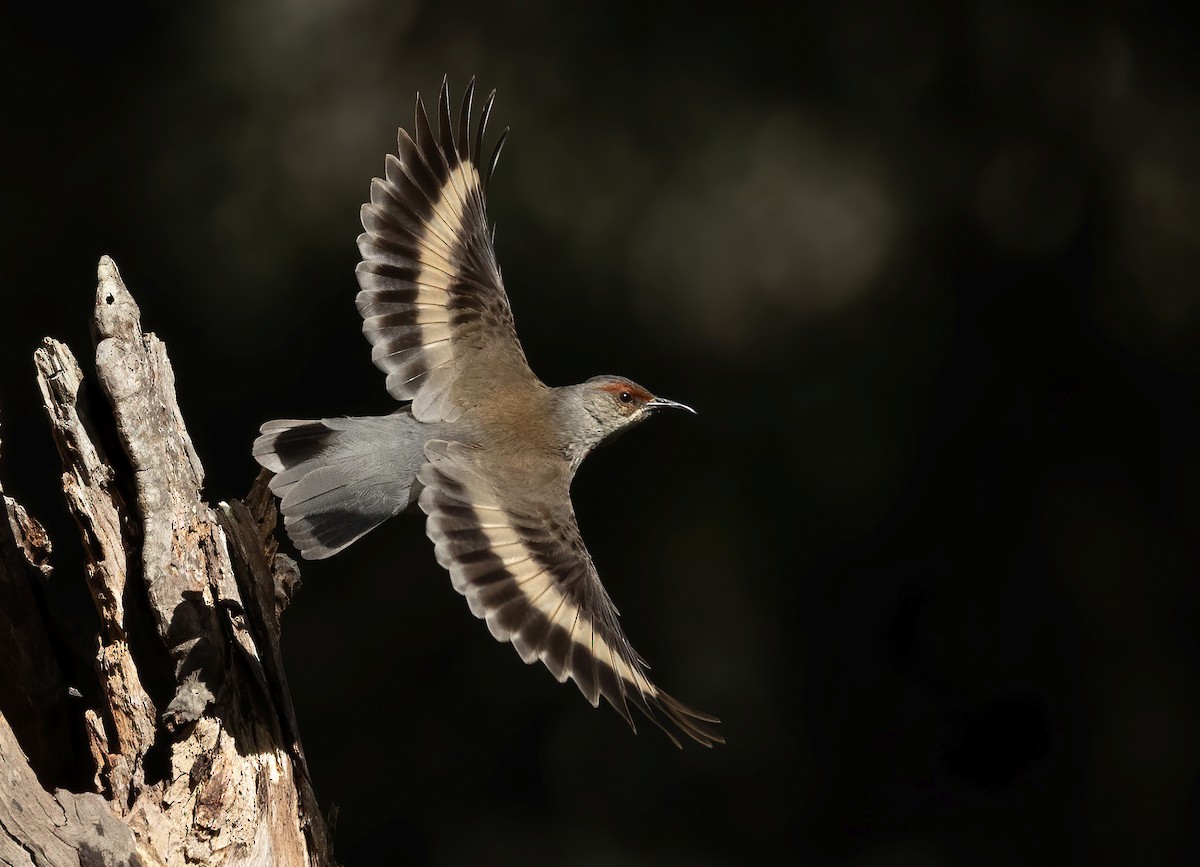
<box><xmin>0</xmin><ymin>257</ymin><xmax>336</xmax><ymax>866</ymax></box>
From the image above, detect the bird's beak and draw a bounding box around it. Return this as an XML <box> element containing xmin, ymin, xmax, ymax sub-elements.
<box><xmin>646</xmin><ymin>397</ymin><xmax>697</xmax><ymax>415</ymax></box>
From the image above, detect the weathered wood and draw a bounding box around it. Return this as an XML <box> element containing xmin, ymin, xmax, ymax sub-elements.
<box><xmin>0</xmin><ymin>257</ymin><xmax>336</xmax><ymax>866</ymax></box>
<box><xmin>34</xmin><ymin>335</ymin><xmax>155</xmax><ymax>805</ymax></box>
<box><xmin>0</xmin><ymin>451</ymin><xmax>73</xmax><ymax>790</ymax></box>
<box><xmin>0</xmin><ymin>712</ymin><xmax>141</xmax><ymax>867</ymax></box>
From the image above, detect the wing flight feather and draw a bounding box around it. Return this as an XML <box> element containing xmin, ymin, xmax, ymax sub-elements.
<box><xmin>417</xmin><ymin>439</ymin><xmax>723</xmax><ymax>747</ymax></box>
<box><xmin>356</xmin><ymin>78</ymin><xmax>534</xmax><ymax>423</ymax></box>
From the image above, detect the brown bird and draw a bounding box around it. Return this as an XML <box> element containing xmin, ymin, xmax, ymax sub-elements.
<box><xmin>254</xmin><ymin>78</ymin><xmax>721</xmax><ymax>747</ymax></box>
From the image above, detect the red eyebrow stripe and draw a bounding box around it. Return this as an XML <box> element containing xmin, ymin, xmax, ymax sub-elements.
<box><xmin>598</xmin><ymin>382</ymin><xmax>653</xmax><ymax>402</ymax></box>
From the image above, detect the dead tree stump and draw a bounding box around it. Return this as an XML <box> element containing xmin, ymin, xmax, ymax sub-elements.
<box><xmin>0</xmin><ymin>257</ymin><xmax>336</xmax><ymax>866</ymax></box>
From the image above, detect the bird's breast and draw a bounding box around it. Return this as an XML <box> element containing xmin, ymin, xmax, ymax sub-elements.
<box><xmin>451</xmin><ymin>386</ymin><xmax>571</xmax><ymax>502</ymax></box>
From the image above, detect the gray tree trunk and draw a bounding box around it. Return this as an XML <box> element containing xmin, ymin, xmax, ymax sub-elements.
<box><xmin>0</xmin><ymin>257</ymin><xmax>336</xmax><ymax>866</ymax></box>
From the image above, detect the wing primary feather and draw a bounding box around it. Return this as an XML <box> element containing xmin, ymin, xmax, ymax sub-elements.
<box><xmin>540</xmin><ymin>590</ymin><xmax>573</xmax><ymax>681</ymax></box>
<box><xmin>586</xmin><ymin>582</ymin><xmax>601</xmax><ymax>709</ymax></box>
<box><xmin>605</xmin><ymin>639</ymin><xmax>635</xmax><ymax>730</ymax></box>
<box><xmin>410</xmin><ymin>93</ymin><xmax>451</xmax><ymax>210</ymax></box>
<box><xmin>358</xmin><ymin>235</ymin><xmax>457</xmax><ymax>287</ymax></box>
<box><xmin>437</xmin><ymin>76</ymin><xmax>456</xmax><ymax>160</ymax></box>
<box><xmin>515</xmin><ymin>588</ymin><xmax>555</xmax><ymax>662</ymax></box>
<box><xmin>359</xmin><ymin>91</ymin><xmax>533</xmax><ymax>417</ymax></box>
<box><xmin>361</xmin><ymin>201</ymin><xmax>457</xmax><ymax>263</ymax></box>
<box><xmin>460</xmin><ymin>77</ymin><xmax>475</xmax><ymax>161</ymax></box>
<box><xmin>660</xmin><ymin>693</ymin><xmax>724</xmax><ymax>745</ymax></box>
<box><xmin>663</xmin><ymin>693</ymin><xmax>722</xmax><ymax>725</ymax></box>
<box><xmin>415</xmin><ymin>89</ymin><xmax>471</xmax><ymax>228</ymax></box>
<box><xmin>522</xmin><ymin>572</ymin><xmax>556</xmax><ymax>607</ymax></box>
<box><xmin>564</xmin><ymin>606</ymin><xmax>586</xmax><ymax>691</ymax></box>
<box><xmin>388</xmin><ymin>138</ymin><xmax>442</xmax><ymax>216</ymax></box>
<box><xmin>412</xmin><ymin>93</ymin><xmax>459</xmax><ymax>211</ymax></box>
<box><xmin>368</xmin><ymin>175</ymin><xmax>459</xmax><ymax>251</ymax></box>
<box><xmin>588</xmin><ymin>627</ymin><xmax>601</xmax><ymax>708</ymax></box>
<box><xmin>513</xmin><ymin>567</ymin><xmax>549</xmax><ymax>587</ymax></box>
<box><xmin>414</xmin><ymin>93</ymin><xmax>434</xmax><ymax>150</ymax></box>
<box><xmin>486</xmin><ymin>127</ymin><xmax>509</xmax><ymax>191</ymax></box>
<box><xmin>624</xmin><ymin>689</ymin><xmax>684</xmax><ymax>749</ymax></box>
<box><xmin>476</xmin><ymin>89</ymin><xmax>497</xmax><ymax>167</ymax></box>
<box><xmin>437</xmin><ymin>80</ymin><xmax>475</xmax><ymax>218</ymax></box>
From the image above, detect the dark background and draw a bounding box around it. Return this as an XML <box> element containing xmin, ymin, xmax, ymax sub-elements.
<box><xmin>3</xmin><ymin>2</ymin><xmax>1199</xmax><ymax>864</ymax></box>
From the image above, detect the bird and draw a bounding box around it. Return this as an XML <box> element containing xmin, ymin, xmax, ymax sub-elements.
<box><xmin>253</xmin><ymin>78</ymin><xmax>722</xmax><ymax>747</ymax></box>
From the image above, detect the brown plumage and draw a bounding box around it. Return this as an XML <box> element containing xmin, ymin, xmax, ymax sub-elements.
<box><xmin>254</xmin><ymin>78</ymin><xmax>721</xmax><ymax>747</ymax></box>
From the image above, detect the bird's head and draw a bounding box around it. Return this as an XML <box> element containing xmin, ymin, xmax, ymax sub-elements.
<box><xmin>559</xmin><ymin>375</ymin><xmax>695</xmax><ymax>472</ymax></box>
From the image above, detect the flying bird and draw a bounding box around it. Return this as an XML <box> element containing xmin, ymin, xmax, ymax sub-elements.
<box><xmin>254</xmin><ymin>78</ymin><xmax>721</xmax><ymax>747</ymax></box>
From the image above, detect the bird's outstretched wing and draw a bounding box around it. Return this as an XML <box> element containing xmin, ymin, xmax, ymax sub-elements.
<box><xmin>356</xmin><ymin>78</ymin><xmax>537</xmax><ymax>422</ymax></box>
<box><xmin>417</xmin><ymin>440</ymin><xmax>723</xmax><ymax>747</ymax></box>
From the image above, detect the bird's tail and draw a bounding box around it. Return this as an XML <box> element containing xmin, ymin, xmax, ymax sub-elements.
<box><xmin>252</xmin><ymin>413</ymin><xmax>427</xmax><ymax>560</ymax></box>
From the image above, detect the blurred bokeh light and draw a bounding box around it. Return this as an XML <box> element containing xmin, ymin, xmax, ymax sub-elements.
<box><xmin>2</xmin><ymin>2</ymin><xmax>1198</xmax><ymax>865</ymax></box>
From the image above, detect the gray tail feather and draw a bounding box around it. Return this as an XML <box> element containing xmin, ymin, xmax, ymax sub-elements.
<box><xmin>253</xmin><ymin>413</ymin><xmax>426</xmax><ymax>560</ymax></box>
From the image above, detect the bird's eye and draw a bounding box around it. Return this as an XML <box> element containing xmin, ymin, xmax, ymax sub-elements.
<box><xmin>618</xmin><ymin>391</ymin><xmax>634</xmax><ymax>404</ymax></box>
